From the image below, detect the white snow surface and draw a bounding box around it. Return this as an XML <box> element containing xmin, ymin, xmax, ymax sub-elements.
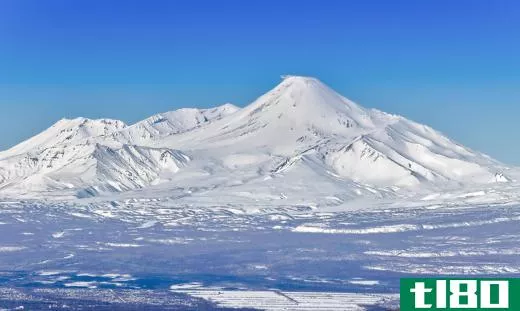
<box><xmin>171</xmin><ymin>286</ymin><xmax>396</xmax><ymax>311</ymax></box>
<box><xmin>0</xmin><ymin>76</ymin><xmax>513</xmax><ymax>199</ymax></box>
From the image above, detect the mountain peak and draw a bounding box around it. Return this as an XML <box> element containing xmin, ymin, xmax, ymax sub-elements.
<box><xmin>238</xmin><ymin>74</ymin><xmax>375</xmax><ymax>133</ymax></box>
<box><xmin>113</xmin><ymin>103</ymin><xmax>240</xmax><ymax>145</ymax></box>
<box><xmin>280</xmin><ymin>74</ymin><xmax>320</xmax><ymax>82</ymax></box>
<box><xmin>55</xmin><ymin>117</ymin><xmax>126</xmax><ymax>128</ymax></box>
<box><xmin>216</xmin><ymin>102</ymin><xmax>240</xmax><ymax>112</ymax></box>
<box><xmin>277</xmin><ymin>75</ymin><xmax>330</xmax><ymax>92</ymax></box>
<box><xmin>0</xmin><ymin>117</ymin><xmax>127</xmax><ymax>158</ymax></box>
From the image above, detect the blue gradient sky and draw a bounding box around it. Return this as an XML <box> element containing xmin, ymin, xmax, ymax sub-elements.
<box><xmin>1</xmin><ymin>0</ymin><xmax>519</xmax><ymax>163</ymax></box>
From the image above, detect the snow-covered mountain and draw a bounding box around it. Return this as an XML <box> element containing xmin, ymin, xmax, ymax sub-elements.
<box><xmin>152</xmin><ymin>76</ymin><xmax>508</xmax><ymax>186</ymax></box>
<box><xmin>0</xmin><ymin>76</ymin><xmax>510</xmax><ymax>198</ymax></box>
<box><xmin>0</xmin><ymin>105</ymin><xmax>235</xmax><ymax>196</ymax></box>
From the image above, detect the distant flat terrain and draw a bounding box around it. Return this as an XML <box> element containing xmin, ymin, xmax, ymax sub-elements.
<box><xmin>0</xmin><ymin>195</ymin><xmax>518</xmax><ymax>310</ymax></box>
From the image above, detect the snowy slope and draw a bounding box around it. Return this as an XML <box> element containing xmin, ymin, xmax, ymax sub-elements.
<box><xmin>0</xmin><ymin>76</ymin><xmax>511</xmax><ymax>198</ymax></box>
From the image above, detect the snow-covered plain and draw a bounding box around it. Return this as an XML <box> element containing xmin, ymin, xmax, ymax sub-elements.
<box><xmin>0</xmin><ymin>76</ymin><xmax>519</xmax><ymax>310</ymax></box>
<box><xmin>1</xmin><ymin>192</ymin><xmax>519</xmax><ymax>309</ymax></box>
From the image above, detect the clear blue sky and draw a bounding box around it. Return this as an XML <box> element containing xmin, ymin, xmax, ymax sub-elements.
<box><xmin>1</xmin><ymin>0</ymin><xmax>519</xmax><ymax>164</ymax></box>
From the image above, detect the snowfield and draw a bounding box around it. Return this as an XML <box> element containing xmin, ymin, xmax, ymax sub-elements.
<box><xmin>0</xmin><ymin>76</ymin><xmax>519</xmax><ymax>310</ymax></box>
<box><xmin>0</xmin><ymin>193</ymin><xmax>519</xmax><ymax>309</ymax></box>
